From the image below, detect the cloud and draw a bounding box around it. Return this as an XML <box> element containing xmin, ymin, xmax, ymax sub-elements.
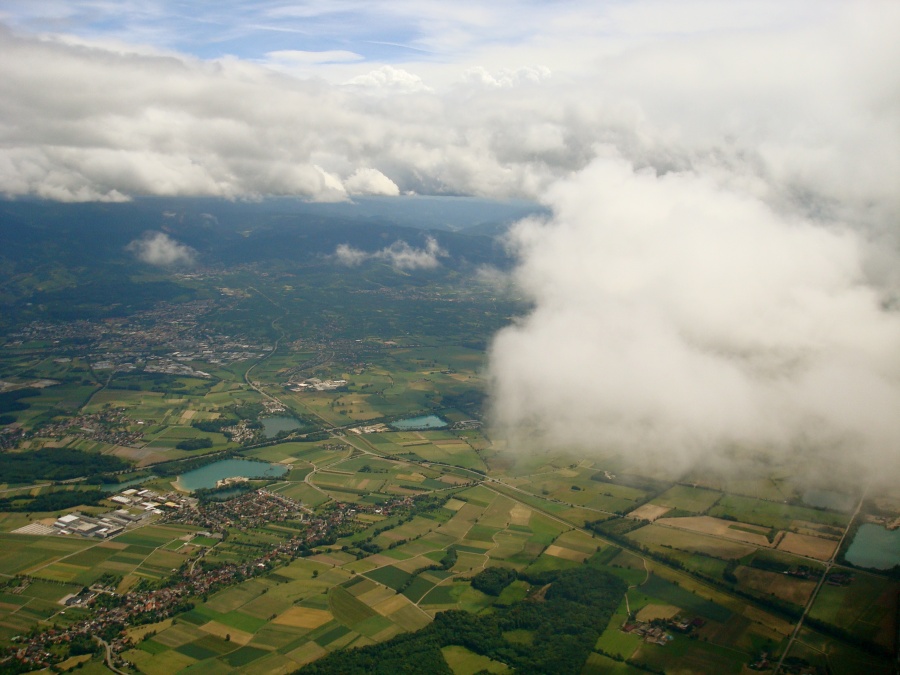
<box><xmin>344</xmin><ymin>168</ymin><xmax>399</xmax><ymax>196</ymax></box>
<box><xmin>126</xmin><ymin>231</ymin><xmax>196</xmax><ymax>266</ymax></box>
<box><xmin>343</xmin><ymin>65</ymin><xmax>432</xmax><ymax>93</ymax></box>
<box><xmin>262</xmin><ymin>49</ymin><xmax>365</xmax><ymax>78</ymax></box>
<box><xmin>265</xmin><ymin>49</ymin><xmax>364</xmax><ymax>65</ymax></box>
<box><xmin>2</xmin><ymin>5</ymin><xmax>897</xmax><ymax>208</ymax></box>
<box><xmin>333</xmin><ymin>244</ymin><xmax>370</xmax><ymax>267</ymax></box>
<box><xmin>487</xmin><ymin>158</ymin><xmax>900</xmax><ymax>482</ymax></box>
<box><xmin>335</xmin><ymin>236</ymin><xmax>447</xmax><ymax>270</ymax></box>
<box><xmin>461</xmin><ymin>65</ymin><xmax>551</xmax><ymax>88</ymax></box>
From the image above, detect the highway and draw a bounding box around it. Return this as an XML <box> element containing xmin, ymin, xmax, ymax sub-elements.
<box><xmin>772</xmin><ymin>490</ymin><xmax>867</xmax><ymax>674</ymax></box>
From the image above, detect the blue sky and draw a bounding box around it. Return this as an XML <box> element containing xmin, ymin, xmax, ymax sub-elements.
<box><xmin>0</xmin><ymin>0</ymin><xmax>552</xmax><ymax>63</ymax></box>
<box><xmin>0</xmin><ymin>1</ymin><xmax>835</xmax><ymax>73</ymax></box>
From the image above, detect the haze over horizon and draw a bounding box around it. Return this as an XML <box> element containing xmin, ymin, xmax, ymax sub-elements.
<box><xmin>2</xmin><ymin>0</ymin><xmax>899</xmax><ymax>481</ymax></box>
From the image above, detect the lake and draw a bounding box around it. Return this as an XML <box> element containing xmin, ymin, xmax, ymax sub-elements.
<box><xmin>844</xmin><ymin>524</ymin><xmax>900</xmax><ymax>570</ymax></box>
<box><xmin>101</xmin><ymin>475</ymin><xmax>151</xmax><ymax>492</ymax></box>
<box><xmin>802</xmin><ymin>488</ymin><xmax>856</xmax><ymax>512</ymax></box>
<box><xmin>201</xmin><ymin>487</ymin><xmax>248</xmax><ymax>501</ymax></box>
<box><xmin>391</xmin><ymin>415</ymin><xmax>448</xmax><ymax>430</ymax></box>
<box><xmin>261</xmin><ymin>416</ymin><xmax>304</xmax><ymax>438</ymax></box>
<box><xmin>175</xmin><ymin>459</ymin><xmax>288</xmax><ymax>491</ymax></box>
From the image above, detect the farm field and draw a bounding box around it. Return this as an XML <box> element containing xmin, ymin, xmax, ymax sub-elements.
<box><xmin>0</xmin><ymin>243</ymin><xmax>896</xmax><ymax>675</ymax></box>
<box><xmin>650</xmin><ymin>484</ymin><xmax>723</xmax><ymax>513</ymax></box>
<box><xmin>1</xmin><ymin>421</ymin><xmax>895</xmax><ymax>675</ymax></box>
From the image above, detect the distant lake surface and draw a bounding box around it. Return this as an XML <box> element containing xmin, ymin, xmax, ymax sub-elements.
<box><xmin>844</xmin><ymin>524</ymin><xmax>900</xmax><ymax>570</ymax></box>
<box><xmin>176</xmin><ymin>459</ymin><xmax>287</xmax><ymax>491</ymax></box>
<box><xmin>802</xmin><ymin>489</ymin><xmax>856</xmax><ymax>512</ymax></box>
<box><xmin>101</xmin><ymin>476</ymin><xmax>150</xmax><ymax>492</ymax></box>
<box><xmin>391</xmin><ymin>415</ymin><xmax>448</xmax><ymax>430</ymax></box>
<box><xmin>261</xmin><ymin>416</ymin><xmax>303</xmax><ymax>438</ymax></box>
<box><xmin>202</xmin><ymin>487</ymin><xmax>247</xmax><ymax>501</ymax></box>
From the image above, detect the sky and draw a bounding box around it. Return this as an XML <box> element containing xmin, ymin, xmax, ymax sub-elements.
<box><xmin>2</xmin><ymin>1</ymin><xmax>899</xmax><ymax>481</ymax></box>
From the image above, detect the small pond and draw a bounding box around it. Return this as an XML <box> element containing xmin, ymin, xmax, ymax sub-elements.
<box><xmin>175</xmin><ymin>459</ymin><xmax>287</xmax><ymax>491</ymax></box>
<box><xmin>844</xmin><ymin>523</ymin><xmax>900</xmax><ymax>570</ymax></box>
<box><xmin>261</xmin><ymin>416</ymin><xmax>304</xmax><ymax>438</ymax></box>
<box><xmin>391</xmin><ymin>414</ymin><xmax>448</xmax><ymax>430</ymax></box>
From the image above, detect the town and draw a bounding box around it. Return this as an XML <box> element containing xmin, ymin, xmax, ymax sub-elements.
<box><xmin>5</xmin><ymin>300</ymin><xmax>271</xmax><ymax>376</ymax></box>
<box><xmin>2</xmin><ymin>487</ymin><xmax>418</xmax><ymax>673</ymax></box>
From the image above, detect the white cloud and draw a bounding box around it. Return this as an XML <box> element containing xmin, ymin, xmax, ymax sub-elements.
<box><xmin>265</xmin><ymin>49</ymin><xmax>364</xmax><ymax>65</ymax></box>
<box><xmin>126</xmin><ymin>231</ymin><xmax>196</xmax><ymax>266</ymax></box>
<box><xmin>334</xmin><ymin>243</ymin><xmax>370</xmax><ymax>267</ymax></box>
<box><xmin>344</xmin><ymin>168</ymin><xmax>399</xmax><ymax>196</ymax></box>
<box><xmin>335</xmin><ymin>236</ymin><xmax>447</xmax><ymax>270</ymax></box>
<box><xmin>2</xmin><ymin>5</ymin><xmax>897</xmax><ymax>210</ymax></box>
<box><xmin>262</xmin><ymin>49</ymin><xmax>364</xmax><ymax>78</ymax></box>
<box><xmin>487</xmin><ymin>158</ymin><xmax>900</xmax><ymax>481</ymax></box>
<box><xmin>343</xmin><ymin>65</ymin><xmax>432</xmax><ymax>93</ymax></box>
<box><xmin>461</xmin><ymin>65</ymin><xmax>551</xmax><ymax>88</ymax></box>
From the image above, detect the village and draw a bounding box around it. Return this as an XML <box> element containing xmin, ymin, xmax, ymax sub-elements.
<box><xmin>2</xmin><ymin>489</ymin><xmax>416</xmax><ymax>673</ymax></box>
<box><xmin>163</xmin><ymin>489</ymin><xmax>307</xmax><ymax>532</ymax></box>
<box><xmin>11</xmin><ymin>408</ymin><xmax>145</xmax><ymax>449</ymax></box>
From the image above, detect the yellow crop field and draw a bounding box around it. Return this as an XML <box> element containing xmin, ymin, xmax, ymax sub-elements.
<box><xmin>272</xmin><ymin>606</ymin><xmax>333</xmax><ymax>629</ymax></box>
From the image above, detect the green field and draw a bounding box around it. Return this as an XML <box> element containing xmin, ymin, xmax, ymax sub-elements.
<box><xmin>652</xmin><ymin>485</ymin><xmax>722</xmax><ymax>513</ymax></box>
<box><xmin>709</xmin><ymin>495</ymin><xmax>848</xmax><ymax>531</ymax></box>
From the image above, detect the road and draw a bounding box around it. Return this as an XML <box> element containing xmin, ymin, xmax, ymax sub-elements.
<box><xmin>93</xmin><ymin>636</ymin><xmax>128</xmax><ymax>675</ymax></box>
<box><xmin>242</xmin><ymin>316</ymin><xmax>286</xmax><ymax>407</ymax></box>
<box><xmin>772</xmin><ymin>490</ymin><xmax>867</xmax><ymax>674</ymax></box>
<box><xmin>0</xmin><ymin>482</ymin><xmax>51</xmax><ymax>494</ymax></box>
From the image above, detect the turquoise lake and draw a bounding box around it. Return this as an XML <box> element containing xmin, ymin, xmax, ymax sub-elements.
<box><xmin>101</xmin><ymin>476</ymin><xmax>150</xmax><ymax>492</ymax></box>
<box><xmin>391</xmin><ymin>415</ymin><xmax>448</xmax><ymax>430</ymax></box>
<box><xmin>844</xmin><ymin>524</ymin><xmax>900</xmax><ymax>570</ymax></box>
<box><xmin>176</xmin><ymin>459</ymin><xmax>287</xmax><ymax>491</ymax></box>
<box><xmin>261</xmin><ymin>416</ymin><xmax>304</xmax><ymax>438</ymax></box>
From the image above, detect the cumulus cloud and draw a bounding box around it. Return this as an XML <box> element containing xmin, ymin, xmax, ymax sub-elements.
<box><xmin>335</xmin><ymin>236</ymin><xmax>446</xmax><ymax>270</ymax></box>
<box><xmin>343</xmin><ymin>65</ymin><xmax>432</xmax><ymax>93</ymax></box>
<box><xmin>344</xmin><ymin>168</ymin><xmax>400</xmax><ymax>196</ymax></box>
<box><xmin>487</xmin><ymin>158</ymin><xmax>900</xmax><ymax>481</ymax></box>
<box><xmin>333</xmin><ymin>244</ymin><xmax>370</xmax><ymax>267</ymax></box>
<box><xmin>126</xmin><ymin>231</ymin><xmax>196</xmax><ymax>266</ymax></box>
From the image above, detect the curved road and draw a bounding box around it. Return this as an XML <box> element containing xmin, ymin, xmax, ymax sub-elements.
<box><xmin>93</xmin><ymin>636</ymin><xmax>128</xmax><ymax>675</ymax></box>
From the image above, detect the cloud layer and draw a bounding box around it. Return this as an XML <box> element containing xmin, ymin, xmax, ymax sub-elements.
<box><xmin>1</xmin><ymin>4</ymin><xmax>898</xmax><ymax>215</ymax></box>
